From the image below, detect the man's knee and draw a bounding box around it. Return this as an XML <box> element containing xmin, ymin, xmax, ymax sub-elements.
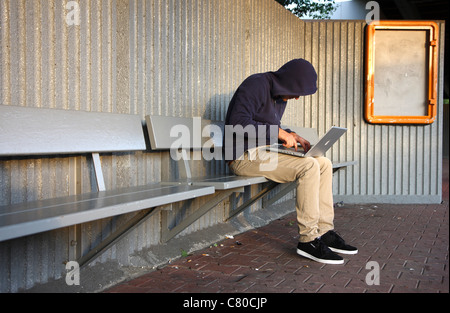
<box><xmin>296</xmin><ymin>157</ymin><xmax>320</xmax><ymax>180</ymax></box>
<box><xmin>316</xmin><ymin>157</ymin><xmax>332</xmax><ymax>173</ymax></box>
<box><xmin>304</xmin><ymin>157</ymin><xmax>320</xmax><ymax>169</ymax></box>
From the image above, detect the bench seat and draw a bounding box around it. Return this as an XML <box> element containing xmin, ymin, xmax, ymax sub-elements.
<box><xmin>162</xmin><ymin>174</ymin><xmax>270</xmax><ymax>190</ymax></box>
<box><xmin>161</xmin><ymin>160</ymin><xmax>357</xmax><ymax>190</ymax></box>
<box><xmin>332</xmin><ymin>161</ymin><xmax>358</xmax><ymax>172</ymax></box>
<box><xmin>0</xmin><ymin>184</ymin><xmax>214</xmax><ymax>242</ymax></box>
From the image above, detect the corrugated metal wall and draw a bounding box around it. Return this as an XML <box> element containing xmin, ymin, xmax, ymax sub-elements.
<box><xmin>287</xmin><ymin>20</ymin><xmax>445</xmax><ymax>205</ymax></box>
<box><xmin>0</xmin><ymin>0</ymin><xmax>444</xmax><ymax>292</ymax></box>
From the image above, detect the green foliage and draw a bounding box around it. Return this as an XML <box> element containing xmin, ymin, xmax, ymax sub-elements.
<box><xmin>275</xmin><ymin>0</ymin><xmax>337</xmax><ymax>19</ymax></box>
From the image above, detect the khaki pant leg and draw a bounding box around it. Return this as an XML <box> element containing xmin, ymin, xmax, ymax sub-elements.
<box><xmin>230</xmin><ymin>152</ymin><xmax>335</xmax><ymax>243</ymax></box>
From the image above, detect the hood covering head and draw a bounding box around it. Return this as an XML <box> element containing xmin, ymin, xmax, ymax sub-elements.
<box><xmin>270</xmin><ymin>59</ymin><xmax>317</xmax><ymax>98</ymax></box>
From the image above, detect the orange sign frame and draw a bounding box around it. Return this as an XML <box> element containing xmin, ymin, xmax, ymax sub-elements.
<box><xmin>365</xmin><ymin>21</ymin><xmax>439</xmax><ymax>124</ymax></box>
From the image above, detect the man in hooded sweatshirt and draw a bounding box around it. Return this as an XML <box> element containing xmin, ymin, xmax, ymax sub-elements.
<box><xmin>225</xmin><ymin>59</ymin><xmax>357</xmax><ymax>265</ymax></box>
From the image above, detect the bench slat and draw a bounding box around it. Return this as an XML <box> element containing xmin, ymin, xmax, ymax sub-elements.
<box><xmin>163</xmin><ymin>162</ymin><xmax>356</xmax><ymax>190</ymax></box>
<box><xmin>0</xmin><ymin>105</ymin><xmax>146</xmax><ymax>156</ymax></box>
<box><xmin>0</xmin><ymin>184</ymin><xmax>214</xmax><ymax>242</ymax></box>
<box><xmin>332</xmin><ymin>161</ymin><xmax>358</xmax><ymax>171</ymax></box>
<box><xmin>163</xmin><ymin>174</ymin><xmax>269</xmax><ymax>190</ymax></box>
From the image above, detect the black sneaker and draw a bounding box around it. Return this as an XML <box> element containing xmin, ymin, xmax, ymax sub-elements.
<box><xmin>296</xmin><ymin>238</ymin><xmax>344</xmax><ymax>265</ymax></box>
<box><xmin>321</xmin><ymin>230</ymin><xmax>358</xmax><ymax>255</ymax></box>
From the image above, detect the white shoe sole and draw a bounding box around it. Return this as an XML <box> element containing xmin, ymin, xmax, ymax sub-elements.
<box><xmin>329</xmin><ymin>247</ymin><xmax>358</xmax><ymax>255</ymax></box>
<box><xmin>296</xmin><ymin>249</ymin><xmax>344</xmax><ymax>265</ymax></box>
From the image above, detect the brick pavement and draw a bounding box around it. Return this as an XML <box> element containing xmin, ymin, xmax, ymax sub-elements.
<box><xmin>105</xmin><ymin>159</ymin><xmax>448</xmax><ymax>294</ymax></box>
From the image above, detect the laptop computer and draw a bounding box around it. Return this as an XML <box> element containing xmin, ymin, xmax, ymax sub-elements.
<box><xmin>267</xmin><ymin>126</ymin><xmax>347</xmax><ymax>157</ymax></box>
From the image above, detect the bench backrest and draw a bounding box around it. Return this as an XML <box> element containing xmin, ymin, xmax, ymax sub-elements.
<box><xmin>145</xmin><ymin>115</ymin><xmax>224</xmax><ymax>150</ymax></box>
<box><xmin>0</xmin><ymin>105</ymin><xmax>146</xmax><ymax>156</ymax></box>
<box><xmin>145</xmin><ymin>115</ymin><xmax>321</xmax><ymax>152</ymax></box>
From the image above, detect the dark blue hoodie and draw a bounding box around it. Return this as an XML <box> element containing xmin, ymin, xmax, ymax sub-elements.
<box><xmin>224</xmin><ymin>59</ymin><xmax>318</xmax><ymax>160</ymax></box>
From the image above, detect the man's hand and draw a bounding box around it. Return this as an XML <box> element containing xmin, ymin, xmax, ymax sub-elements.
<box><xmin>278</xmin><ymin>128</ymin><xmax>311</xmax><ymax>152</ymax></box>
<box><xmin>292</xmin><ymin>133</ymin><xmax>311</xmax><ymax>152</ymax></box>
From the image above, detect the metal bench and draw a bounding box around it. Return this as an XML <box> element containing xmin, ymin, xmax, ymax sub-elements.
<box><xmin>145</xmin><ymin>115</ymin><xmax>357</xmax><ymax>241</ymax></box>
<box><xmin>0</xmin><ymin>105</ymin><xmax>215</xmax><ymax>247</ymax></box>
<box><xmin>146</xmin><ymin>115</ymin><xmax>269</xmax><ymax>189</ymax></box>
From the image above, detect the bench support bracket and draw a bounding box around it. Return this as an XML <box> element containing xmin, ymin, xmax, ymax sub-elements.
<box><xmin>92</xmin><ymin>153</ymin><xmax>106</xmax><ymax>192</ymax></box>
<box><xmin>226</xmin><ymin>181</ymin><xmax>279</xmax><ymax>221</ymax></box>
<box><xmin>160</xmin><ymin>188</ymin><xmax>241</xmax><ymax>243</ymax></box>
<box><xmin>77</xmin><ymin>207</ymin><xmax>160</xmax><ymax>268</ymax></box>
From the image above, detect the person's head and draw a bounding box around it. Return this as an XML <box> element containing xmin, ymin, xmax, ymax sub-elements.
<box><xmin>271</xmin><ymin>59</ymin><xmax>317</xmax><ymax>100</ymax></box>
